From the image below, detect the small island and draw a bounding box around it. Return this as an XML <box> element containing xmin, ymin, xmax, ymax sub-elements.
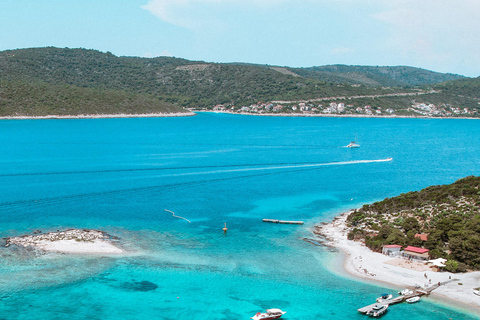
<box><xmin>313</xmin><ymin>176</ymin><xmax>480</xmax><ymax>309</ymax></box>
<box><xmin>5</xmin><ymin>229</ymin><xmax>123</xmax><ymax>254</ymax></box>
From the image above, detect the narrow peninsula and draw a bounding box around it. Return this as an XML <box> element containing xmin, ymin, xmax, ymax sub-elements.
<box><xmin>313</xmin><ymin>176</ymin><xmax>480</xmax><ymax>309</ymax></box>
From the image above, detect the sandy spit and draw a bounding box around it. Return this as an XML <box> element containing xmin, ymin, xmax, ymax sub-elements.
<box><xmin>314</xmin><ymin>211</ymin><xmax>480</xmax><ymax>311</ymax></box>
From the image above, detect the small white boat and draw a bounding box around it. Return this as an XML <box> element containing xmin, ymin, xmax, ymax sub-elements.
<box><xmin>399</xmin><ymin>289</ymin><xmax>413</xmax><ymax>296</ymax></box>
<box><xmin>250</xmin><ymin>309</ymin><xmax>286</xmax><ymax>320</ymax></box>
<box><xmin>366</xmin><ymin>304</ymin><xmax>388</xmax><ymax>317</ymax></box>
<box><xmin>345</xmin><ymin>141</ymin><xmax>360</xmax><ymax>148</ymax></box>
<box><xmin>376</xmin><ymin>294</ymin><xmax>393</xmax><ymax>303</ymax></box>
<box><xmin>473</xmin><ymin>290</ymin><xmax>480</xmax><ymax>296</ymax></box>
<box><xmin>406</xmin><ymin>296</ymin><xmax>420</xmax><ymax>303</ymax></box>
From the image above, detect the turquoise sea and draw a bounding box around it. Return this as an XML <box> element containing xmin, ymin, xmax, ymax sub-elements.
<box><xmin>0</xmin><ymin>112</ymin><xmax>479</xmax><ymax>320</ymax></box>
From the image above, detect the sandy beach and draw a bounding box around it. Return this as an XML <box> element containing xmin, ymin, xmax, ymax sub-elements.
<box><xmin>6</xmin><ymin>229</ymin><xmax>123</xmax><ymax>254</ymax></box>
<box><xmin>315</xmin><ymin>211</ymin><xmax>480</xmax><ymax>311</ymax></box>
<box><xmin>0</xmin><ymin>112</ymin><xmax>195</xmax><ymax>120</ymax></box>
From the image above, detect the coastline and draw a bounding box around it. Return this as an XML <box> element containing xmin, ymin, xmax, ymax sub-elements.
<box><xmin>0</xmin><ymin>110</ymin><xmax>478</xmax><ymax>120</ymax></box>
<box><xmin>193</xmin><ymin>110</ymin><xmax>480</xmax><ymax>120</ymax></box>
<box><xmin>0</xmin><ymin>112</ymin><xmax>196</xmax><ymax>120</ymax></box>
<box><xmin>314</xmin><ymin>210</ymin><xmax>480</xmax><ymax>312</ymax></box>
<box><xmin>5</xmin><ymin>229</ymin><xmax>123</xmax><ymax>254</ymax></box>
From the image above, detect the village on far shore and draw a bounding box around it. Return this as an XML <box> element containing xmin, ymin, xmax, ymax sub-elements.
<box><xmin>201</xmin><ymin>100</ymin><xmax>477</xmax><ymax>117</ymax></box>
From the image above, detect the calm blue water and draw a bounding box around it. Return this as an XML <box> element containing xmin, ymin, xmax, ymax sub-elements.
<box><xmin>0</xmin><ymin>113</ymin><xmax>479</xmax><ymax>320</ymax></box>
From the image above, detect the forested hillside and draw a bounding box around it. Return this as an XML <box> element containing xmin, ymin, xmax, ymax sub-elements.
<box><xmin>0</xmin><ymin>47</ymin><xmax>404</xmax><ymax>108</ymax></box>
<box><xmin>346</xmin><ymin>176</ymin><xmax>480</xmax><ymax>272</ymax></box>
<box><xmin>0</xmin><ymin>80</ymin><xmax>183</xmax><ymax>116</ymax></box>
<box><xmin>0</xmin><ymin>47</ymin><xmax>478</xmax><ymax>117</ymax></box>
<box><xmin>290</xmin><ymin>65</ymin><xmax>464</xmax><ymax>87</ymax></box>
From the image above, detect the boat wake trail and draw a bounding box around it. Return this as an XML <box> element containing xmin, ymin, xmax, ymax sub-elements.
<box><xmin>0</xmin><ymin>158</ymin><xmax>392</xmax><ymax>210</ymax></box>
<box><xmin>166</xmin><ymin>158</ymin><xmax>393</xmax><ymax>177</ymax></box>
<box><xmin>0</xmin><ymin>158</ymin><xmax>391</xmax><ymax>177</ymax></box>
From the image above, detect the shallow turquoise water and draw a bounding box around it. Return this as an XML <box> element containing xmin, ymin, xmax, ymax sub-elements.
<box><xmin>0</xmin><ymin>113</ymin><xmax>479</xmax><ymax>319</ymax></box>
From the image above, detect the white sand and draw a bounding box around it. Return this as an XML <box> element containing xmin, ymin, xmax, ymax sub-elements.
<box><xmin>316</xmin><ymin>211</ymin><xmax>480</xmax><ymax>310</ymax></box>
<box><xmin>6</xmin><ymin>229</ymin><xmax>123</xmax><ymax>255</ymax></box>
<box><xmin>33</xmin><ymin>239</ymin><xmax>123</xmax><ymax>254</ymax></box>
<box><xmin>0</xmin><ymin>112</ymin><xmax>195</xmax><ymax>120</ymax></box>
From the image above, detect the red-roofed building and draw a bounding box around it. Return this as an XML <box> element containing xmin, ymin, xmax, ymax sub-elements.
<box><xmin>382</xmin><ymin>244</ymin><xmax>402</xmax><ymax>256</ymax></box>
<box><xmin>403</xmin><ymin>246</ymin><xmax>430</xmax><ymax>260</ymax></box>
<box><xmin>414</xmin><ymin>233</ymin><xmax>429</xmax><ymax>241</ymax></box>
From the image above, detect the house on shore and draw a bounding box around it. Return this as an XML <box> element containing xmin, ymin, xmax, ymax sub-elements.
<box><xmin>382</xmin><ymin>244</ymin><xmax>402</xmax><ymax>256</ymax></box>
<box><xmin>403</xmin><ymin>246</ymin><xmax>430</xmax><ymax>260</ymax></box>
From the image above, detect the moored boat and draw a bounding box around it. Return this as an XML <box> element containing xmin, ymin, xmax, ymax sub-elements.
<box><xmin>398</xmin><ymin>289</ymin><xmax>413</xmax><ymax>296</ymax></box>
<box><xmin>376</xmin><ymin>293</ymin><xmax>393</xmax><ymax>303</ymax></box>
<box><xmin>366</xmin><ymin>304</ymin><xmax>388</xmax><ymax>317</ymax></box>
<box><xmin>406</xmin><ymin>296</ymin><xmax>420</xmax><ymax>303</ymax></box>
<box><xmin>250</xmin><ymin>309</ymin><xmax>286</xmax><ymax>320</ymax></box>
<box><xmin>473</xmin><ymin>289</ymin><xmax>480</xmax><ymax>296</ymax></box>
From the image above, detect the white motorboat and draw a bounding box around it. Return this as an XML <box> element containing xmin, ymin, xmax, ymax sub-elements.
<box><xmin>406</xmin><ymin>296</ymin><xmax>420</xmax><ymax>303</ymax></box>
<box><xmin>250</xmin><ymin>309</ymin><xmax>286</xmax><ymax>320</ymax></box>
<box><xmin>473</xmin><ymin>289</ymin><xmax>480</xmax><ymax>296</ymax></box>
<box><xmin>345</xmin><ymin>141</ymin><xmax>360</xmax><ymax>148</ymax></box>
<box><xmin>376</xmin><ymin>294</ymin><xmax>393</xmax><ymax>303</ymax></box>
<box><xmin>366</xmin><ymin>304</ymin><xmax>388</xmax><ymax>317</ymax></box>
<box><xmin>398</xmin><ymin>289</ymin><xmax>413</xmax><ymax>296</ymax></box>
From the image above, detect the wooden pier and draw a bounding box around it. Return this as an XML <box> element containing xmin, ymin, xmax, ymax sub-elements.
<box><xmin>358</xmin><ymin>279</ymin><xmax>459</xmax><ymax>314</ymax></box>
<box><xmin>358</xmin><ymin>292</ymin><xmax>424</xmax><ymax>313</ymax></box>
<box><xmin>262</xmin><ymin>219</ymin><xmax>304</xmax><ymax>225</ymax></box>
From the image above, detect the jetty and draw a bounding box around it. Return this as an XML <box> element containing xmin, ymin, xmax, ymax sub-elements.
<box><xmin>358</xmin><ymin>279</ymin><xmax>459</xmax><ymax>314</ymax></box>
<box><xmin>262</xmin><ymin>219</ymin><xmax>304</xmax><ymax>225</ymax></box>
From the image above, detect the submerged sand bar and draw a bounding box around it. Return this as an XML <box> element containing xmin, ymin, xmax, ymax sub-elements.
<box><xmin>6</xmin><ymin>229</ymin><xmax>123</xmax><ymax>254</ymax></box>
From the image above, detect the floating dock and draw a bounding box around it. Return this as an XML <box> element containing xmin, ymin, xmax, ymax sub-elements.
<box><xmin>358</xmin><ymin>279</ymin><xmax>458</xmax><ymax>314</ymax></box>
<box><xmin>262</xmin><ymin>219</ymin><xmax>304</xmax><ymax>225</ymax></box>
<box><xmin>358</xmin><ymin>292</ymin><xmax>423</xmax><ymax>313</ymax></box>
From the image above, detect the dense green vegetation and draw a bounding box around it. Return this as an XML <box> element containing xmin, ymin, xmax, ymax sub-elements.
<box><xmin>0</xmin><ymin>47</ymin><xmax>478</xmax><ymax>116</ymax></box>
<box><xmin>289</xmin><ymin>65</ymin><xmax>464</xmax><ymax>87</ymax></box>
<box><xmin>0</xmin><ymin>80</ymin><xmax>182</xmax><ymax>116</ymax></box>
<box><xmin>346</xmin><ymin>176</ymin><xmax>480</xmax><ymax>272</ymax></box>
<box><xmin>0</xmin><ymin>47</ymin><xmax>407</xmax><ymax>109</ymax></box>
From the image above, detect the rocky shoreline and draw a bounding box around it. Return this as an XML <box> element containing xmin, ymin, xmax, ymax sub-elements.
<box><xmin>5</xmin><ymin>229</ymin><xmax>123</xmax><ymax>254</ymax></box>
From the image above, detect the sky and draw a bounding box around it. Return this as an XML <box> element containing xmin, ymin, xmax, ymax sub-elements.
<box><xmin>1</xmin><ymin>0</ymin><xmax>479</xmax><ymax>77</ymax></box>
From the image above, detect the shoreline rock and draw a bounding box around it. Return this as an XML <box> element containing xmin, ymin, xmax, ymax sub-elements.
<box><xmin>5</xmin><ymin>229</ymin><xmax>123</xmax><ymax>254</ymax></box>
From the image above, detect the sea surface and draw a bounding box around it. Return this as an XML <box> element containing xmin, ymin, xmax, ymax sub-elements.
<box><xmin>0</xmin><ymin>112</ymin><xmax>479</xmax><ymax>320</ymax></box>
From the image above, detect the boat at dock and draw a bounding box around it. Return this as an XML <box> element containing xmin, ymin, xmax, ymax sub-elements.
<box><xmin>250</xmin><ymin>309</ymin><xmax>286</xmax><ymax>320</ymax></box>
<box><xmin>366</xmin><ymin>304</ymin><xmax>388</xmax><ymax>317</ymax></box>
<box><xmin>376</xmin><ymin>294</ymin><xmax>393</xmax><ymax>303</ymax></box>
<box><xmin>398</xmin><ymin>289</ymin><xmax>413</xmax><ymax>296</ymax></box>
<box><xmin>406</xmin><ymin>296</ymin><xmax>420</xmax><ymax>303</ymax></box>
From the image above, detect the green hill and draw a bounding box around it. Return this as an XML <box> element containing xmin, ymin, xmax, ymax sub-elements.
<box><xmin>346</xmin><ymin>176</ymin><xmax>480</xmax><ymax>272</ymax></box>
<box><xmin>0</xmin><ymin>47</ymin><xmax>478</xmax><ymax>117</ymax></box>
<box><xmin>0</xmin><ymin>80</ymin><xmax>183</xmax><ymax>116</ymax></box>
<box><xmin>0</xmin><ymin>47</ymin><xmax>403</xmax><ymax>108</ymax></box>
<box><xmin>289</xmin><ymin>65</ymin><xmax>465</xmax><ymax>87</ymax></box>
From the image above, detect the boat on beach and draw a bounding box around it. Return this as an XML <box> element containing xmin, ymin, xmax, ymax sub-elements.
<box><xmin>366</xmin><ymin>304</ymin><xmax>388</xmax><ymax>317</ymax></box>
<box><xmin>473</xmin><ymin>289</ymin><xmax>480</xmax><ymax>296</ymax></box>
<box><xmin>250</xmin><ymin>309</ymin><xmax>286</xmax><ymax>320</ymax></box>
